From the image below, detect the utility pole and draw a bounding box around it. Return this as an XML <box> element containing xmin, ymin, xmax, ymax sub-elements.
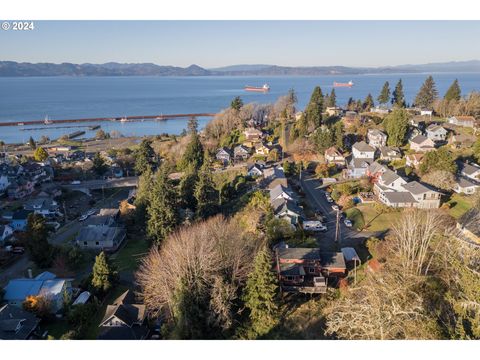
<box><xmin>334</xmin><ymin>209</ymin><xmax>340</xmax><ymax>245</ymax></box>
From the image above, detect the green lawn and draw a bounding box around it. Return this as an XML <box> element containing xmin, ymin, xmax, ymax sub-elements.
<box><xmin>287</xmin><ymin>236</ymin><xmax>318</xmax><ymax>248</ymax></box>
<box><xmin>345</xmin><ymin>207</ymin><xmax>365</xmax><ymax>230</ymax></box>
<box><xmin>447</xmin><ymin>194</ymin><xmax>474</xmax><ymax>219</ymax></box>
<box><xmin>111</xmin><ymin>236</ymin><xmax>150</xmax><ymax>272</ymax></box>
<box><xmin>357</xmin><ymin>204</ymin><xmax>398</xmax><ymax>232</ymax></box>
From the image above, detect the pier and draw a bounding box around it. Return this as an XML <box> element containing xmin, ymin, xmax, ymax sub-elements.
<box><xmin>1</xmin><ymin>113</ymin><xmax>217</xmax><ymax>127</ymax></box>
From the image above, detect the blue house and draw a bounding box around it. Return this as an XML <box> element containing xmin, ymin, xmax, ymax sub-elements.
<box><xmin>10</xmin><ymin>210</ymin><xmax>33</xmax><ymax>231</ymax></box>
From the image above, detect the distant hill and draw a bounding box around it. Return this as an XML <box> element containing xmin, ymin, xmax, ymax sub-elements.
<box><xmin>1</xmin><ymin>60</ymin><xmax>479</xmax><ymax>77</ymax></box>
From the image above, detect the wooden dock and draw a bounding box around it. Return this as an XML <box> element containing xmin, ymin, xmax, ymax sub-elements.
<box><xmin>1</xmin><ymin>113</ymin><xmax>217</xmax><ymax>127</ymax></box>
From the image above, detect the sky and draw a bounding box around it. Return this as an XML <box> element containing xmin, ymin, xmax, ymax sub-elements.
<box><xmin>1</xmin><ymin>21</ymin><xmax>480</xmax><ymax>68</ymax></box>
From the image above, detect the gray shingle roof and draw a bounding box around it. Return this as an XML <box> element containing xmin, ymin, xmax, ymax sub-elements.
<box><xmin>278</xmin><ymin>248</ymin><xmax>321</xmax><ymax>261</ymax></box>
<box><xmin>352</xmin><ymin>141</ymin><xmax>375</xmax><ymax>152</ymax></box>
<box><xmin>383</xmin><ymin>191</ymin><xmax>417</xmax><ymax>204</ymax></box>
<box><xmin>381</xmin><ymin>169</ymin><xmax>402</xmax><ymax>186</ymax></box>
<box><xmin>410</xmin><ymin>134</ymin><xmax>429</xmax><ymax>144</ymax></box>
<box><xmin>460</xmin><ymin>162</ymin><xmax>480</xmax><ymax>176</ymax></box>
<box><xmin>402</xmin><ymin>181</ymin><xmax>431</xmax><ymax>195</ymax></box>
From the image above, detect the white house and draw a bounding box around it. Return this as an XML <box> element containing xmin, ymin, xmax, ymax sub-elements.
<box><xmin>324</xmin><ymin>146</ymin><xmax>346</xmax><ymax>167</ymax></box>
<box><xmin>459</xmin><ymin>162</ymin><xmax>480</xmax><ymax>181</ymax></box>
<box><xmin>425</xmin><ymin>124</ymin><xmax>448</xmax><ymax>142</ymax></box>
<box><xmin>453</xmin><ymin>177</ymin><xmax>479</xmax><ymax>195</ymax></box>
<box><xmin>247</xmin><ymin>163</ymin><xmax>263</xmax><ymax>177</ymax></box>
<box><xmin>367</xmin><ymin>129</ymin><xmax>387</xmax><ymax>148</ymax></box>
<box><xmin>409</xmin><ymin>135</ymin><xmax>435</xmax><ymax>152</ymax></box>
<box><xmin>448</xmin><ymin>116</ymin><xmax>476</xmax><ymax>128</ymax></box>
<box><xmin>351</xmin><ymin>141</ymin><xmax>375</xmax><ymax>159</ymax></box>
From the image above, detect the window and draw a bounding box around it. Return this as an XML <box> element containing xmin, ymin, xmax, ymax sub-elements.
<box><xmin>95</xmin><ymin>242</ymin><xmax>99</xmax><ymax>246</ymax></box>
<box><xmin>83</xmin><ymin>241</ymin><xmax>87</xmax><ymax>246</ymax></box>
<box><xmin>286</xmin><ymin>276</ymin><xmax>294</xmax><ymax>281</ymax></box>
<box><xmin>309</xmin><ymin>267</ymin><xmax>316</xmax><ymax>274</ymax></box>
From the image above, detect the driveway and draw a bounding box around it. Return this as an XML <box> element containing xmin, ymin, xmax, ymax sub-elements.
<box><xmin>299</xmin><ymin>172</ymin><xmax>379</xmax><ymax>252</ymax></box>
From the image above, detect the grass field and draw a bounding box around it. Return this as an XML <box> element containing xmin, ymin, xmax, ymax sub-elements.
<box><xmin>446</xmin><ymin>193</ymin><xmax>474</xmax><ymax>219</ymax></box>
<box><xmin>357</xmin><ymin>204</ymin><xmax>398</xmax><ymax>232</ymax></box>
<box><xmin>111</xmin><ymin>236</ymin><xmax>150</xmax><ymax>272</ymax></box>
<box><xmin>345</xmin><ymin>207</ymin><xmax>365</xmax><ymax>230</ymax></box>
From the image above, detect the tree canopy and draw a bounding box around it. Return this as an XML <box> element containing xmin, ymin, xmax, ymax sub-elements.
<box><xmin>230</xmin><ymin>96</ymin><xmax>244</xmax><ymax>111</ymax></box>
<box><xmin>25</xmin><ymin>214</ymin><xmax>54</xmax><ymax>268</ymax></box>
<box><xmin>444</xmin><ymin>79</ymin><xmax>461</xmax><ymax>102</ymax></box>
<box><xmin>392</xmin><ymin>79</ymin><xmax>406</xmax><ymax>108</ymax></box>
<box><xmin>304</xmin><ymin>86</ymin><xmax>324</xmax><ymax>130</ymax></box>
<box><xmin>378</xmin><ymin>81</ymin><xmax>391</xmax><ymax>106</ymax></box>
<box><xmin>134</xmin><ymin>139</ymin><xmax>156</xmax><ymax>174</ymax></box>
<box><xmin>91</xmin><ymin>251</ymin><xmax>117</xmax><ymax>294</ymax></box>
<box><xmin>415</xmin><ymin>76</ymin><xmax>438</xmax><ymax>109</ymax></box>
<box><xmin>382</xmin><ymin>108</ymin><xmax>409</xmax><ymax>146</ymax></box>
<box><xmin>33</xmin><ymin>147</ymin><xmax>49</xmax><ymax>162</ymax></box>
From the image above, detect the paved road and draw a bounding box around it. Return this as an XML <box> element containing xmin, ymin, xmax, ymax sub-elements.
<box><xmin>60</xmin><ymin>177</ymin><xmax>139</xmax><ymax>191</ymax></box>
<box><xmin>299</xmin><ymin>172</ymin><xmax>379</xmax><ymax>252</ymax></box>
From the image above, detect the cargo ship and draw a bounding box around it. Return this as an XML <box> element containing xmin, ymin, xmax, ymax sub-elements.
<box><xmin>244</xmin><ymin>84</ymin><xmax>270</xmax><ymax>92</ymax></box>
<box><xmin>333</xmin><ymin>81</ymin><xmax>354</xmax><ymax>88</ymax></box>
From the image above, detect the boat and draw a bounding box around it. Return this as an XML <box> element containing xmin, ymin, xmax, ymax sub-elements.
<box><xmin>17</xmin><ymin>122</ymin><xmax>24</xmax><ymax>126</ymax></box>
<box><xmin>44</xmin><ymin>115</ymin><xmax>53</xmax><ymax>125</ymax></box>
<box><xmin>333</xmin><ymin>81</ymin><xmax>354</xmax><ymax>88</ymax></box>
<box><xmin>120</xmin><ymin>117</ymin><xmax>128</xmax><ymax>122</ymax></box>
<box><xmin>244</xmin><ymin>84</ymin><xmax>270</xmax><ymax>92</ymax></box>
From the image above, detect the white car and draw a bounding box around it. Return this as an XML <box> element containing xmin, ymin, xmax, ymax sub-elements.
<box><xmin>86</xmin><ymin>209</ymin><xmax>97</xmax><ymax>216</ymax></box>
<box><xmin>326</xmin><ymin>197</ymin><xmax>334</xmax><ymax>203</ymax></box>
<box><xmin>344</xmin><ymin>219</ymin><xmax>353</xmax><ymax>227</ymax></box>
<box><xmin>331</xmin><ymin>204</ymin><xmax>340</xmax><ymax>211</ymax></box>
<box><xmin>79</xmin><ymin>214</ymin><xmax>89</xmax><ymax>222</ymax></box>
<box><xmin>303</xmin><ymin>221</ymin><xmax>327</xmax><ymax>232</ymax></box>
<box><xmin>71</xmin><ymin>180</ymin><xmax>81</xmax><ymax>185</ymax></box>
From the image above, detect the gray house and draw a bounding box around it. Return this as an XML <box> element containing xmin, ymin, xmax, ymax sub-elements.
<box><xmin>76</xmin><ymin>225</ymin><xmax>126</xmax><ymax>251</ymax></box>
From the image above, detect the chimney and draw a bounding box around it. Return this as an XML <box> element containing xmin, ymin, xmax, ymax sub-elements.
<box><xmin>27</xmin><ymin>268</ymin><xmax>33</xmax><ymax>279</ymax></box>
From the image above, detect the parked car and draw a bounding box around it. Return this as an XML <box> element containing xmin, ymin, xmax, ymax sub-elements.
<box><xmin>71</xmin><ymin>180</ymin><xmax>81</xmax><ymax>185</ymax></box>
<box><xmin>303</xmin><ymin>221</ymin><xmax>327</xmax><ymax>232</ymax></box>
<box><xmin>344</xmin><ymin>219</ymin><xmax>353</xmax><ymax>227</ymax></box>
<box><xmin>331</xmin><ymin>204</ymin><xmax>340</xmax><ymax>211</ymax></box>
<box><xmin>86</xmin><ymin>209</ymin><xmax>97</xmax><ymax>216</ymax></box>
<box><xmin>12</xmin><ymin>247</ymin><xmax>25</xmax><ymax>254</ymax></box>
<box><xmin>79</xmin><ymin>214</ymin><xmax>89</xmax><ymax>222</ymax></box>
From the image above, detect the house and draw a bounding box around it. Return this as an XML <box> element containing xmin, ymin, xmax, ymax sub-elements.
<box><xmin>276</xmin><ymin>247</ymin><xmax>346</xmax><ymax>291</ymax></box>
<box><xmin>406</xmin><ymin>153</ymin><xmax>424</xmax><ymax>168</ymax></box>
<box><xmin>457</xmin><ymin>208</ymin><xmax>480</xmax><ymax>244</ymax></box>
<box><xmin>325</xmin><ymin>107</ymin><xmax>341</xmax><ymax>116</ymax></box>
<box><xmin>215</xmin><ymin>147</ymin><xmax>232</xmax><ymax>165</ymax></box>
<box><xmin>23</xmin><ymin>197</ymin><xmax>60</xmax><ymax>219</ymax></box>
<box><xmin>7</xmin><ymin>179</ymin><xmax>35</xmax><ymax>200</ymax></box>
<box><xmin>264</xmin><ymin>166</ymin><xmax>288</xmax><ymax>190</ymax></box>
<box><xmin>425</xmin><ymin>124</ymin><xmax>448</xmax><ymax>142</ymax></box>
<box><xmin>98</xmin><ymin>290</ymin><xmax>149</xmax><ymax>340</ymax></box>
<box><xmin>0</xmin><ymin>304</ymin><xmax>40</xmax><ymax>340</ymax></box>
<box><xmin>324</xmin><ymin>146</ymin><xmax>346</xmax><ymax>167</ymax></box>
<box><xmin>448</xmin><ymin>115</ymin><xmax>476</xmax><ymax>128</ymax></box>
<box><xmin>410</xmin><ymin>116</ymin><xmax>426</xmax><ymax>130</ymax></box>
<box><xmin>453</xmin><ymin>177</ymin><xmax>479</xmax><ymax>195</ymax></box>
<box><xmin>367</xmin><ymin>129</ymin><xmax>387</xmax><ymax>148</ymax></box>
<box><xmin>401</xmin><ymin>181</ymin><xmax>442</xmax><ymax>209</ymax></box>
<box><xmin>243</xmin><ymin>127</ymin><xmax>263</xmax><ymax>141</ymax></box>
<box><xmin>378</xmin><ymin>146</ymin><xmax>402</xmax><ymax>161</ymax></box>
<box><xmin>75</xmin><ymin>225</ymin><xmax>126</xmax><ymax>251</ymax></box>
<box><xmin>409</xmin><ymin>135</ymin><xmax>435</xmax><ymax>152</ymax></box>
<box><xmin>351</xmin><ymin>141</ymin><xmax>375</xmax><ymax>159</ymax></box>
<box><xmin>272</xmin><ymin>199</ymin><xmax>302</xmax><ymax>227</ymax></box>
<box><xmin>270</xmin><ymin>184</ymin><xmax>295</xmax><ymax>203</ymax></box>
<box><xmin>10</xmin><ymin>210</ymin><xmax>33</xmax><ymax>231</ymax></box>
<box><xmin>247</xmin><ymin>163</ymin><xmax>263</xmax><ymax>177</ymax></box>
<box><xmin>449</xmin><ymin>134</ymin><xmax>476</xmax><ymax>149</ymax></box>
<box><xmin>0</xmin><ymin>224</ymin><xmax>14</xmax><ymax>245</ymax></box>
<box><xmin>3</xmin><ymin>272</ymin><xmax>72</xmax><ymax>312</ymax></box>
<box><xmin>370</xmin><ymin>107</ymin><xmax>390</xmax><ymax>115</ymax></box>
<box><xmin>233</xmin><ymin>145</ymin><xmax>251</xmax><ymax>161</ymax></box>
<box><xmin>459</xmin><ymin>161</ymin><xmax>480</xmax><ymax>181</ymax></box>
<box><xmin>345</xmin><ymin>158</ymin><xmax>372</xmax><ymax>179</ymax></box>
<box><xmin>255</xmin><ymin>143</ymin><xmax>272</xmax><ymax>156</ymax></box>
<box><xmin>420</xmin><ymin>109</ymin><xmax>433</xmax><ymax>116</ymax></box>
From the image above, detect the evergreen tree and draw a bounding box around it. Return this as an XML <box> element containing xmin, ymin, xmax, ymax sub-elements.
<box><xmin>363</xmin><ymin>93</ymin><xmax>375</xmax><ymax>111</ymax></box>
<box><xmin>33</xmin><ymin>147</ymin><xmax>49</xmax><ymax>162</ymax></box>
<box><xmin>355</xmin><ymin>99</ymin><xmax>363</xmax><ymax>112</ymax></box>
<box><xmin>187</xmin><ymin>116</ymin><xmax>198</xmax><ymax>134</ymax></box>
<box><xmin>91</xmin><ymin>251</ymin><xmax>117</xmax><ymax>294</ymax></box>
<box><xmin>392</xmin><ymin>79</ymin><xmax>406</xmax><ymax>108</ymax></box>
<box><xmin>28</xmin><ymin>136</ymin><xmax>36</xmax><ymax>150</ymax></box>
<box><xmin>179</xmin><ymin>164</ymin><xmax>199</xmax><ymax>210</ymax></box>
<box><xmin>305</xmin><ymin>86</ymin><xmax>324</xmax><ymax>129</ymax></box>
<box><xmin>419</xmin><ymin>147</ymin><xmax>457</xmax><ymax>175</ymax></box>
<box><xmin>134</xmin><ymin>139</ymin><xmax>156</xmax><ymax>174</ymax></box>
<box><xmin>378</xmin><ymin>81</ymin><xmax>391</xmax><ymax>106</ymax></box>
<box><xmin>382</xmin><ymin>108</ymin><xmax>409</xmax><ymax>146</ymax></box>
<box><xmin>92</xmin><ymin>152</ymin><xmax>107</xmax><ymax>175</ymax></box>
<box><xmin>180</xmin><ymin>132</ymin><xmax>204</xmax><ymax>171</ymax></box>
<box><xmin>134</xmin><ymin>167</ymin><xmax>154</xmax><ymax>225</ymax></box>
<box><xmin>313</xmin><ymin>127</ymin><xmax>335</xmax><ymax>153</ymax></box>
<box><xmin>347</xmin><ymin>97</ymin><xmax>355</xmax><ymax>111</ymax></box>
<box><xmin>230</xmin><ymin>96</ymin><xmax>243</xmax><ymax>111</ymax></box>
<box><xmin>444</xmin><ymin>79</ymin><xmax>461</xmax><ymax>102</ymax></box>
<box><xmin>414</xmin><ymin>76</ymin><xmax>438</xmax><ymax>109</ymax></box>
<box><xmin>326</xmin><ymin>88</ymin><xmax>336</xmax><ymax>108</ymax></box>
<box><xmin>194</xmin><ymin>164</ymin><xmax>218</xmax><ymax>219</ymax></box>
<box><xmin>147</xmin><ymin>166</ymin><xmax>179</xmax><ymax>245</ymax></box>
<box><xmin>241</xmin><ymin>247</ymin><xmax>279</xmax><ymax>339</ymax></box>
<box><xmin>332</xmin><ymin>121</ymin><xmax>345</xmax><ymax>149</ymax></box>
<box><xmin>25</xmin><ymin>214</ymin><xmax>54</xmax><ymax>268</ymax></box>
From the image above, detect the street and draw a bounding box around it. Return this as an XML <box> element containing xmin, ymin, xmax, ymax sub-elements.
<box><xmin>299</xmin><ymin>172</ymin><xmax>378</xmax><ymax>253</ymax></box>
